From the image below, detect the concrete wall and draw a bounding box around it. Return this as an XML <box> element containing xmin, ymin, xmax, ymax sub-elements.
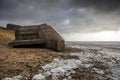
<box><xmin>7</xmin><ymin>24</ymin><xmax>21</xmax><ymax>30</ymax></box>
<box><xmin>10</xmin><ymin>24</ymin><xmax>65</xmax><ymax>52</ymax></box>
<box><xmin>46</xmin><ymin>39</ymin><xmax>57</xmax><ymax>51</ymax></box>
<box><xmin>39</xmin><ymin>24</ymin><xmax>65</xmax><ymax>51</ymax></box>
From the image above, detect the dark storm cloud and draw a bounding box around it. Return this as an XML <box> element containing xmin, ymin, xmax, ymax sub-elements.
<box><xmin>0</xmin><ymin>0</ymin><xmax>120</xmax><ymax>34</ymax></box>
<box><xmin>0</xmin><ymin>0</ymin><xmax>69</xmax><ymax>19</ymax></box>
<box><xmin>70</xmin><ymin>0</ymin><xmax>120</xmax><ymax>13</ymax></box>
<box><xmin>58</xmin><ymin>0</ymin><xmax>120</xmax><ymax>33</ymax></box>
<box><xmin>0</xmin><ymin>0</ymin><xmax>19</xmax><ymax>10</ymax></box>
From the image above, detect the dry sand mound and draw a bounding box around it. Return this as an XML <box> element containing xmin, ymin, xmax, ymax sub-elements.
<box><xmin>0</xmin><ymin>42</ymin><xmax>80</xmax><ymax>79</ymax></box>
<box><xmin>0</xmin><ymin>27</ymin><xmax>15</xmax><ymax>41</ymax></box>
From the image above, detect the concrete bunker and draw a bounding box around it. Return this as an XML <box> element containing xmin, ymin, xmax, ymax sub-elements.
<box><xmin>8</xmin><ymin>24</ymin><xmax>65</xmax><ymax>51</ymax></box>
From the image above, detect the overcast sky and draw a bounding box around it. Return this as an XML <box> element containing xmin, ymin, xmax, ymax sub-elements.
<box><xmin>0</xmin><ymin>0</ymin><xmax>120</xmax><ymax>41</ymax></box>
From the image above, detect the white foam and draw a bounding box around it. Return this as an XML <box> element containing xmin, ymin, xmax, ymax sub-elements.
<box><xmin>2</xmin><ymin>75</ymin><xmax>27</xmax><ymax>80</ymax></box>
<box><xmin>33</xmin><ymin>59</ymin><xmax>82</xmax><ymax>80</ymax></box>
<box><xmin>32</xmin><ymin>74</ymin><xmax>45</xmax><ymax>80</ymax></box>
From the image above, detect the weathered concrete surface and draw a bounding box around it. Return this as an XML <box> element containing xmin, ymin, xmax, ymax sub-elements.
<box><xmin>7</xmin><ymin>24</ymin><xmax>22</xmax><ymax>30</ymax></box>
<box><xmin>8</xmin><ymin>24</ymin><xmax>65</xmax><ymax>51</ymax></box>
<box><xmin>9</xmin><ymin>39</ymin><xmax>46</xmax><ymax>47</ymax></box>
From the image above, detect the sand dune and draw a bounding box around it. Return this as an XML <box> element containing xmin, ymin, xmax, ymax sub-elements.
<box><xmin>0</xmin><ymin>27</ymin><xmax>15</xmax><ymax>41</ymax></box>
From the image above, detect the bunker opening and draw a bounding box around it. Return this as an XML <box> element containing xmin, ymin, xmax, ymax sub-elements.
<box><xmin>13</xmin><ymin>43</ymin><xmax>46</xmax><ymax>48</ymax></box>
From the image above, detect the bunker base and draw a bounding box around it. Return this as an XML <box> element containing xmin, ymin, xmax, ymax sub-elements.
<box><xmin>9</xmin><ymin>39</ymin><xmax>46</xmax><ymax>48</ymax></box>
